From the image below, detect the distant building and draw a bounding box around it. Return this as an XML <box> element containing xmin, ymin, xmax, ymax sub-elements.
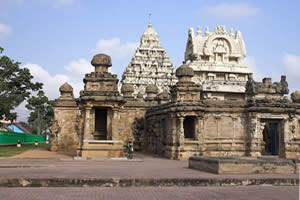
<box><xmin>0</xmin><ymin>120</ymin><xmax>30</xmax><ymax>133</ymax></box>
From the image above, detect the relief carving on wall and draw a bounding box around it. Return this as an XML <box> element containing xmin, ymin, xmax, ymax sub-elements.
<box><xmin>75</xmin><ymin>112</ymin><xmax>84</xmax><ymax>145</ymax></box>
<box><xmin>49</xmin><ymin>120</ymin><xmax>61</xmax><ymax>152</ymax></box>
<box><xmin>257</xmin><ymin>120</ymin><xmax>266</xmax><ymax>140</ymax></box>
<box><xmin>288</xmin><ymin>114</ymin><xmax>297</xmax><ymax>140</ymax></box>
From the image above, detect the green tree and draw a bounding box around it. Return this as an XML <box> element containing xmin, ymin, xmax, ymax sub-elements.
<box><xmin>26</xmin><ymin>90</ymin><xmax>54</xmax><ymax>134</ymax></box>
<box><xmin>0</xmin><ymin>47</ymin><xmax>42</xmax><ymax>121</ymax></box>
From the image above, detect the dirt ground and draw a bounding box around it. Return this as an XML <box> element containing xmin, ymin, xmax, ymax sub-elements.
<box><xmin>12</xmin><ymin>149</ymin><xmax>73</xmax><ymax>159</ymax></box>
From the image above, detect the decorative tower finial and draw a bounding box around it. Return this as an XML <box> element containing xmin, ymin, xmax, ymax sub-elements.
<box><xmin>148</xmin><ymin>13</ymin><xmax>152</xmax><ymax>28</ymax></box>
<box><xmin>230</xmin><ymin>28</ymin><xmax>234</xmax><ymax>38</ymax></box>
<box><xmin>197</xmin><ymin>26</ymin><xmax>201</xmax><ymax>36</ymax></box>
<box><xmin>205</xmin><ymin>26</ymin><xmax>210</xmax><ymax>36</ymax></box>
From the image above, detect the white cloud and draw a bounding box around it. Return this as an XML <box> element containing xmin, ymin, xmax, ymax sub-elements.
<box><xmin>205</xmin><ymin>3</ymin><xmax>259</xmax><ymax>19</ymax></box>
<box><xmin>243</xmin><ymin>56</ymin><xmax>263</xmax><ymax>81</ymax></box>
<box><xmin>0</xmin><ymin>24</ymin><xmax>12</xmax><ymax>37</ymax></box>
<box><xmin>16</xmin><ymin>59</ymin><xmax>91</xmax><ymax>122</ymax></box>
<box><xmin>283</xmin><ymin>54</ymin><xmax>300</xmax><ymax>77</ymax></box>
<box><xmin>24</xmin><ymin>63</ymin><xmax>70</xmax><ymax>100</ymax></box>
<box><xmin>64</xmin><ymin>58</ymin><xmax>93</xmax><ymax>79</ymax></box>
<box><xmin>94</xmin><ymin>38</ymin><xmax>138</xmax><ymax>59</ymax></box>
<box><xmin>243</xmin><ymin>56</ymin><xmax>282</xmax><ymax>83</ymax></box>
<box><xmin>23</xmin><ymin>58</ymin><xmax>93</xmax><ymax>101</ymax></box>
<box><xmin>53</xmin><ymin>0</ymin><xmax>73</xmax><ymax>7</ymax></box>
<box><xmin>283</xmin><ymin>54</ymin><xmax>300</xmax><ymax>93</ymax></box>
<box><xmin>14</xmin><ymin>102</ymin><xmax>30</xmax><ymax>122</ymax></box>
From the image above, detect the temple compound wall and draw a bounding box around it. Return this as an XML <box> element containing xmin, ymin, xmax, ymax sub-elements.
<box><xmin>50</xmin><ymin>23</ymin><xmax>300</xmax><ymax>160</ymax></box>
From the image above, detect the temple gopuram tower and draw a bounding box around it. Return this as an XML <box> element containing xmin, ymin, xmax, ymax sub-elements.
<box><xmin>120</xmin><ymin>20</ymin><xmax>177</xmax><ymax>96</ymax></box>
<box><xmin>184</xmin><ymin>25</ymin><xmax>252</xmax><ymax>100</ymax></box>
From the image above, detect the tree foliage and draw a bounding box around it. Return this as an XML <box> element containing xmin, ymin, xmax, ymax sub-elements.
<box><xmin>26</xmin><ymin>90</ymin><xmax>54</xmax><ymax>134</ymax></box>
<box><xmin>0</xmin><ymin>47</ymin><xmax>42</xmax><ymax>121</ymax></box>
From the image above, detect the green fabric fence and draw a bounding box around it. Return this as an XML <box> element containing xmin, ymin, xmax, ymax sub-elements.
<box><xmin>0</xmin><ymin>131</ymin><xmax>45</xmax><ymax>145</ymax></box>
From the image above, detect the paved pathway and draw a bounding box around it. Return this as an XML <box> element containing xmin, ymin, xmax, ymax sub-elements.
<box><xmin>0</xmin><ymin>154</ymin><xmax>297</xmax><ymax>180</ymax></box>
<box><xmin>0</xmin><ymin>186</ymin><xmax>298</xmax><ymax>200</ymax></box>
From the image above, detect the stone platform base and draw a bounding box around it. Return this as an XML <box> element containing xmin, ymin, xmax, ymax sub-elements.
<box><xmin>78</xmin><ymin>140</ymin><xmax>123</xmax><ymax>158</ymax></box>
<box><xmin>1</xmin><ymin>177</ymin><xmax>298</xmax><ymax>187</ymax></box>
<box><xmin>189</xmin><ymin>156</ymin><xmax>299</xmax><ymax>174</ymax></box>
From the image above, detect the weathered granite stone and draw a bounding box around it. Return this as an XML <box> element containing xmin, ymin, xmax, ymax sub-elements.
<box><xmin>121</xmin><ymin>84</ymin><xmax>134</xmax><ymax>97</ymax></box>
<box><xmin>246</xmin><ymin>75</ymin><xmax>289</xmax><ymax>102</ymax></box>
<box><xmin>176</xmin><ymin>64</ymin><xmax>194</xmax><ymax>77</ymax></box>
<box><xmin>146</xmin><ymin>84</ymin><xmax>159</xmax><ymax>94</ymax></box>
<box><xmin>291</xmin><ymin>91</ymin><xmax>300</xmax><ymax>103</ymax></box>
<box><xmin>176</xmin><ymin>64</ymin><xmax>194</xmax><ymax>83</ymax></box>
<box><xmin>121</xmin><ymin>84</ymin><xmax>134</xmax><ymax>92</ymax></box>
<box><xmin>59</xmin><ymin>82</ymin><xmax>73</xmax><ymax>98</ymax></box>
<box><xmin>91</xmin><ymin>54</ymin><xmax>112</xmax><ymax>67</ymax></box>
<box><xmin>157</xmin><ymin>90</ymin><xmax>170</xmax><ymax>100</ymax></box>
<box><xmin>91</xmin><ymin>54</ymin><xmax>112</xmax><ymax>73</ymax></box>
<box><xmin>146</xmin><ymin>84</ymin><xmax>159</xmax><ymax>100</ymax></box>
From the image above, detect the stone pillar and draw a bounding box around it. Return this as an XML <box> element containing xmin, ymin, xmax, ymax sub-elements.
<box><xmin>108</xmin><ymin>108</ymin><xmax>116</xmax><ymax>140</ymax></box>
<box><xmin>247</xmin><ymin>113</ymin><xmax>263</xmax><ymax>157</ymax></box>
<box><xmin>83</xmin><ymin>107</ymin><xmax>92</xmax><ymax>140</ymax></box>
<box><xmin>168</xmin><ymin>116</ymin><xmax>176</xmax><ymax>144</ymax></box>
<box><xmin>283</xmin><ymin>118</ymin><xmax>292</xmax><ymax>158</ymax></box>
<box><xmin>196</xmin><ymin>116</ymin><xmax>205</xmax><ymax>155</ymax></box>
<box><xmin>178</xmin><ymin>117</ymin><xmax>185</xmax><ymax>145</ymax></box>
<box><xmin>195</xmin><ymin>116</ymin><xmax>200</xmax><ymax>141</ymax></box>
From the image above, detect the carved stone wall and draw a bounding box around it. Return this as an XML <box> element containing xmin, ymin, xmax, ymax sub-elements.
<box><xmin>51</xmin><ymin>83</ymin><xmax>79</xmax><ymax>153</ymax></box>
<box><xmin>246</xmin><ymin>75</ymin><xmax>289</xmax><ymax>101</ymax></box>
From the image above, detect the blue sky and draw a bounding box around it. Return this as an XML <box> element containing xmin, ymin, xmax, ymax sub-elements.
<box><xmin>1</xmin><ymin>0</ymin><xmax>300</xmax><ymax>120</ymax></box>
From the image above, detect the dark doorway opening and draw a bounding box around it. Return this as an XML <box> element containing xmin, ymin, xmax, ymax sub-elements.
<box><xmin>262</xmin><ymin>121</ymin><xmax>279</xmax><ymax>155</ymax></box>
<box><xmin>94</xmin><ymin>109</ymin><xmax>107</xmax><ymax>140</ymax></box>
<box><xmin>184</xmin><ymin>116</ymin><xmax>196</xmax><ymax>139</ymax></box>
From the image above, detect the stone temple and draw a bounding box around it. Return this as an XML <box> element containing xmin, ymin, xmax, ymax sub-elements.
<box><xmin>51</xmin><ymin>22</ymin><xmax>300</xmax><ymax>160</ymax></box>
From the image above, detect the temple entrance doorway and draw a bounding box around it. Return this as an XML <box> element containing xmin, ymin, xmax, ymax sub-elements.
<box><xmin>261</xmin><ymin>120</ymin><xmax>281</xmax><ymax>155</ymax></box>
<box><xmin>184</xmin><ymin>116</ymin><xmax>196</xmax><ymax>139</ymax></box>
<box><xmin>94</xmin><ymin>109</ymin><xmax>107</xmax><ymax>140</ymax></box>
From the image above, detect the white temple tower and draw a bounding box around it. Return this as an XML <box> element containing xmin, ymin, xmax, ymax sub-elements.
<box><xmin>120</xmin><ymin>20</ymin><xmax>177</xmax><ymax>96</ymax></box>
<box><xmin>184</xmin><ymin>25</ymin><xmax>253</xmax><ymax>100</ymax></box>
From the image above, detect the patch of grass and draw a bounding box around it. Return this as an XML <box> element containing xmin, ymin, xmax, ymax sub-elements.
<box><xmin>0</xmin><ymin>143</ymin><xmax>50</xmax><ymax>157</ymax></box>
